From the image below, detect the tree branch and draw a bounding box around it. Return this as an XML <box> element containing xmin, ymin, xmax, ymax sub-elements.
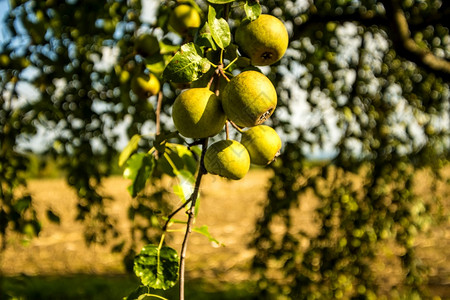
<box><xmin>382</xmin><ymin>0</ymin><xmax>450</xmax><ymax>81</ymax></box>
<box><xmin>291</xmin><ymin>3</ymin><xmax>450</xmax><ymax>80</ymax></box>
<box><xmin>179</xmin><ymin>138</ymin><xmax>208</xmax><ymax>300</ymax></box>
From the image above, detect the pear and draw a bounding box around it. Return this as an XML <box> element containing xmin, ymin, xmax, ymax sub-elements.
<box><xmin>222</xmin><ymin>70</ymin><xmax>277</xmax><ymax>128</ymax></box>
<box><xmin>235</xmin><ymin>14</ymin><xmax>288</xmax><ymax>66</ymax></box>
<box><xmin>240</xmin><ymin>125</ymin><xmax>281</xmax><ymax>165</ymax></box>
<box><xmin>172</xmin><ymin>88</ymin><xmax>226</xmax><ymax>139</ymax></box>
<box><xmin>169</xmin><ymin>4</ymin><xmax>201</xmax><ymax>36</ymax></box>
<box><xmin>135</xmin><ymin>34</ymin><xmax>160</xmax><ymax>58</ymax></box>
<box><xmin>131</xmin><ymin>72</ymin><xmax>160</xmax><ymax>98</ymax></box>
<box><xmin>204</xmin><ymin>140</ymin><xmax>250</xmax><ymax>180</ymax></box>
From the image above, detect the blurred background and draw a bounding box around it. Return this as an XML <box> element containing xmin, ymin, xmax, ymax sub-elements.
<box><xmin>0</xmin><ymin>0</ymin><xmax>449</xmax><ymax>299</ymax></box>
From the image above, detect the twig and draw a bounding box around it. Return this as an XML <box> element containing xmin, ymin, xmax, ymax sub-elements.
<box><xmin>229</xmin><ymin>120</ymin><xmax>244</xmax><ymax>133</ymax></box>
<box><xmin>153</xmin><ymin>90</ymin><xmax>164</xmax><ymax>159</ymax></box>
<box><xmin>179</xmin><ymin>138</ymin><xmax>209</xmax><ymax>300</ymax></box>
<box><xmin>225</xmin><ymin>121</ymin><xmax>230</xmax><ymax>140</ymax></box>
<box><xmin>161</xmin><ymin>200</ymin><xmax>192</xmax><ymax>232</ymax></box>
<box><xmin>156</xmin><ymin>91</ymin><xmax>163</xmax><ymax>135</ymax></box>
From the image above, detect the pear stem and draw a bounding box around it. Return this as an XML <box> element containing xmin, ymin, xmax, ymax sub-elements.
<box><xmin>225</xmin><ymin>121</ymin><xmax>230</xmax><ymax>140</ymax></box>
<box><xmin>223</xmin><ymin>56</ymin><xmax>238</xmax><ymax>71</ymax></box>
<box><xmin>229</xmin><ymin>120</ymin><xmax>244</xmax><ymax>133</ymax></box>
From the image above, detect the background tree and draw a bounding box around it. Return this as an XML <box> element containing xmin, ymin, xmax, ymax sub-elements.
<box><xmin>0</xmin><ymin>0</ymin><xmax>449</xmax><ymax>299</ymax></box>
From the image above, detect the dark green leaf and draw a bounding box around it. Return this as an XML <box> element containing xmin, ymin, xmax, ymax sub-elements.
<box><xmin>46</xmin><ymin>209</ymin><xmax>60</xmax><ymax>224</ymax></box>
<box><xmin>124</xmin><ymin>153</ymin><xmax>156</xmax><ymax>197</ymax></box>
<box><xmin>163</xmin><ymin>43</ymin><xmax>211</xmax><ymax>83</ymax></box>
<box><xmin>13</xmin><ymin>196</ymin><xmax>32</xmax><ymax>213</ymax></box>
<box><xmin>124</xmin><ymin>285</ymin><xmax>169</xmax><ymax>300</ymax></box>
<box><xmin>134</xmin><ymin>244</ymin><xmax>179</xmax><ymax>290</ymax></box>
<box><xmin>244</xmin><ymin>0</ymin><xmax>261</xmax><ymax>21</ymax></box>
<box><xmin>119</xmin><ymin>134</ymin><xmax>142</xmax><ymax>167</ymax></box>
<box><xmin>208</xmin><ymin>6</ymin><xmax>231</xmax><ymax>49</ymax></box>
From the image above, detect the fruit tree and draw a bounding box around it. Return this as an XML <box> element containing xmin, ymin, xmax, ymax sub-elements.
<box><xmin>0</xmin><ymin>0</ymin><xmax>449</xmax><ymax>299</ymax></box>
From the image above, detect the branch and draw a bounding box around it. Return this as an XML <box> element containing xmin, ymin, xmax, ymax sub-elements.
<box><xmin>179</xmin><ymin>138</ymin><xmax>208</xmax><ymax>300</ymax></box>
<box><xmin>291</xmin><ymin>3</ymin><xmax>450</xmax><ymax>80</ymax></box>
<box><xmin>382</xmin><ymin>0</ymin><xmax>450</xmax><ymax>80</ymax></box>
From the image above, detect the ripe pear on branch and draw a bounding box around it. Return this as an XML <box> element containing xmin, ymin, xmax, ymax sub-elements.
<box><xmin>235</xmin><ymin>14</ymin><xmax>289</xmax><ymax>66</ymax></box>
<box><xmin>131</xmin><ymin>72</ymin><xmax>160</xmax><ymax>98</ymax></box>
<box><xmin>240</xmin><ymin>125</ymin><xmax>282</xmax><ymax>165</ymax></box>
<box><xmin>204</xmin><ymin>140</ymin><xmax>250</xmax><ymax>180</ymax></box>
<box><xmin>222</xmin><ymin>70</ymin><xmax>277</xmax><ymax>128</ymax></box>
<box><xmin>134</xmin><ymin>34</ymin><xmax>160</xmax><ymax>58</ymax></box>
<box><xmin>168</xmin><ymin>4</ymin><xmax>201</xmax><ymax>36</ymax></box>
<box><xmin>172</xmin><ymin>88</ymin><xmax>226</xmax><ymax>139</ymax></box>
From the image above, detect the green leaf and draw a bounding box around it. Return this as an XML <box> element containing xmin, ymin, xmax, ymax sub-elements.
<box><xmin>124</xmin><ymin>153</ymin><xmax>156</xmax><ymax>197</ymax></box>
<box><xmin>174</xmin><ymin>169</ymin><xmax>196</xmax><ymax>202</ymax></box>
<box><xmin>163</xmin><ymin>43</ymin><xmax>211</xmax><ymax>83</ymax></box>
<box><xmin>195</xmin><ymin>22</ymin><xmax>217</xmax><ymax>51</ymax></box>
<box><xmin>119</xmin><ymin>134</ymin><xmax>141</xmax><ymax>167</ymax></box>
<box><xmin>159</xmin><ymin>41</ymin><xmax>180</xmax><ymax>55</ymax></box>
<box><xmin>193</xmin><ymin>225</ymin><xmax>224</xmax><ymax>246</ymax></box>
<box><xmin>124</xmin><ymin>285</ymin><xmax>169</xmax><ymax>300</ymax></box>
<box><xmin>145</xmin><ymin>54</ymin><xmax>166</xmax><ymax>75</ymax></box>
<box><xmin>46</xmin><ymin>209</ymin><xmax>60</xmax><ymax>224</ymax></box>
<box><xmin>13</xmin><ymin>196</ymin><xmax>32</xmax><ymax>213</ymax></box>
<box><xmin>244</xmin><ymin>0</ymin><xmax>261</xmax><ymax>21</ymax></box>
<box><xmin>134</xmin><ymin>244</ymin><xmax>179</xmax><ymax>290</ymax></box>
<box><xmin>208</xmin><ymin>6</ymin><xmax>231</xmax><ymax>49</ymax></box>
<box><xmin>207</xmin><ymin>0</ymin><xmax>234</xmax><ymax>3</ymax></box>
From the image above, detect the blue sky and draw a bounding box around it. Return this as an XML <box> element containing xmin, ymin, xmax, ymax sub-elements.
<box><xmin>0</xmin><ymin>0</ymin><xmax>9</xmax><ymax>43</ymax></box>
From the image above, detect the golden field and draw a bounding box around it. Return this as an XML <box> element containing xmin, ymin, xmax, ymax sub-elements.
<box><xmin>1</xmin><ymin>168</ymin><xmax>449</xmax><ymax>297</ymax></box>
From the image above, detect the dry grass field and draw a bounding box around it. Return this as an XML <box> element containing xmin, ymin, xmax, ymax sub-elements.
<box><xmin>1</xmin><ymin>167</ymin><xmax>449</xmax><ymax>298</ymax></box>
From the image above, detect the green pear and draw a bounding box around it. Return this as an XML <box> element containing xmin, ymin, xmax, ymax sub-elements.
<box><xmin>240</xmin><ymin>125</ymin><xmax>282</xmax><ymax>165</ymax></box>
<box><xmin>168</xmin><ymin>4</ymin><xmax>201</xmax><ymax>36</ymax></box>
<box><xmin>135</xmin><ymin>34</ymin><xmax>160</xmax><ymax>58</ymax></box>
<box><xmin>222</xmin><ymin>70</ymin><xmax>277</xmax><ymax>128</ymax></box>
<box><xmin>131</xmin><ymin>72</ymin><xmax>160</xmax><ymax>98</ymax></box>
<box><xmin>172</xmin><ymin>88</ymin><xmax>226</xmax><ymax>139</ymax></box>
<box><xmin>0</xmin><ymin>54</ymin><xmax>10</xmax><ymax>67</ymax></box>
<box><xmin>204</xmin><ymin>140</ymin><xmax>250</xmax><ymax>180</ymax></box>
<box><xmin>235</xmin><ymin>14</ymin><xmax>289</xmax><ymax>66</ymax></box>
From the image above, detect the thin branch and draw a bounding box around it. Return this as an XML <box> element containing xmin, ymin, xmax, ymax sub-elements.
<box><xmin>225</xmin><ymin>121</ymin><xmax>229</xmax><ymax>140</ymax></box>
<box><xmin>155</xmin><ymin>91</ymin><xmax>163</xmax><ymax>136</ymax></box>
<box><xmin>161</xmin><ymin>200</ymin><xmax>191</xmax><ymax>232</ymax></box>
<box><xmin>179</xmin><ymin>138</ymin><xmax>208</xmax><ymax>300</ymax></box>
<box><xmin>153</xmin><ymin>90</ymin><xmax>164</xmax><ymax>159</ymax></box>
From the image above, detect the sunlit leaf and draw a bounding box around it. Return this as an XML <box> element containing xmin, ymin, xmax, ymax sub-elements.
<box><xmin>163</xmin><ymin>43</ymin><xmax>211</xmax><ymax>83</ymax></box>
<box><xmin>193</xmin><ymin>225</ymin><xmax>224</xmax><ymax>246</ymax></box>
<box><xmin>134</xmin><ymin>244</ymin><xmax>179</xmax><ymax>290</ymax></box>
<box><xmin>208</xmin><ymin>6</ymin><xmax>231</xmax><ymax>49</ymax></box>
<box><xmin>244</xmin><ymin>0</ymin><xmax>261</xmax><ymax>21</ymax></box>
<box><xmin>119</xmin><ymin>134</ymin><xmax>141</xmax><ymax>167</ymax></box>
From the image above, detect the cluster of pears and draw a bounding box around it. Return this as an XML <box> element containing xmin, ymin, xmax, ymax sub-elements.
<box><xmin>172</xmin><ymin>14</ymin><xmax>288</xmax><ymax>180</ymax></box>
<box><xmin>128</xmin><ymin>4</ymin><xmax>202</xmax><ymax>99</ymax></box>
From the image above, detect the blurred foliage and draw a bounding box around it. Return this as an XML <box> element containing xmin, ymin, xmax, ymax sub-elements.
<box><xmin>0</xmin><ymin>0</ymin><xmax>449</xmax><ymax>299</ymax></box>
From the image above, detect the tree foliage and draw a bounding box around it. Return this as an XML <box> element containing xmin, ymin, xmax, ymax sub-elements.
<box><xmin>0</xmin><ymin>0</ymin><xmax>449</xmax><ymax>299</ymax></box>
